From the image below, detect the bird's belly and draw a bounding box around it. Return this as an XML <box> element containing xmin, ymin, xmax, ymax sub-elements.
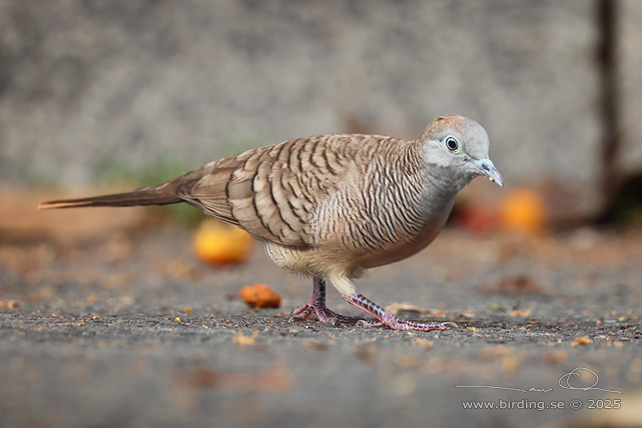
<box><xmin>263</xmin><ymin>214</ymin><xmax>447</xmax><ymax>279</ymax></box>
<box><xmin>358</xmin><ymin>220</ymin><xmax>444</xmax><ymax>269</ymax></box>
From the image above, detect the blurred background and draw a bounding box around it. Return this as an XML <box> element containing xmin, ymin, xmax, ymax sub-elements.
<box><xmin>1</xmin><ymin>0</ymin><xmax>641</xmax><ymax>235</ymax></box>
<box><xmin>2</xmin><ymin>2</ymin><xmax>642</xmax><ymax>428</ymax></box>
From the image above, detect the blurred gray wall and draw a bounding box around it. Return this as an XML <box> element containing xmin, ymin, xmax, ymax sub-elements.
<box><xmin>0</xmin><ymin>0</ymin><xmax>640</xmax><ymax>221</ymax></box>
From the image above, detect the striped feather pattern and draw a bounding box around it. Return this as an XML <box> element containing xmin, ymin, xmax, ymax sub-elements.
<box><xmin>175</xmin><ymin>134</ymin><xmax>435</xmax><ymax>254</ymax></box>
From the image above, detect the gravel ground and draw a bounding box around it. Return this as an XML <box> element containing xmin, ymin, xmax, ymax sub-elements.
<box><xmin>1</xmin><ymin>224</ymin><xmax>641</xmax><ymax>428</ymax></box>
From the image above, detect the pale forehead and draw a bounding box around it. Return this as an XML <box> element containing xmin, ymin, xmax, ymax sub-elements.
<box><xmin>420</xmin><ymin>115</ymin><xmax>490</xmax><ymax>157</ymax></box>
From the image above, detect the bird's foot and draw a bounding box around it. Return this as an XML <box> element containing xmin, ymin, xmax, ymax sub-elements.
<box><xmin>289</xmin><ymin>302</ymin><xmax>363</xmax><ymax>325</ymax></box>
<box><xmin>289</xmin><ymin>276</ymin><xmax>364</xmax><ymax>325</ymax></box>
<box><xmin>347</xmin><ymin>294</ymin><xmax>458</xmax><ymax>332</ymax></box>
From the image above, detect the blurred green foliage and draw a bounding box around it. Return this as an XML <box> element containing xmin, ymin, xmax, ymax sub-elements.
<box><xmin>601</xmin><ymin>175</ymin><xmax>642</xmax><ymax>227</ymax></box>
<box><xmin>96</xmin><ymin>154</ymin><xmax>205</xmax><ymax>226</ymax></box>
<box><xmin>93</xmin><ymin>138</ymin><xmax>261</xmax><ymax>226</ymax></box>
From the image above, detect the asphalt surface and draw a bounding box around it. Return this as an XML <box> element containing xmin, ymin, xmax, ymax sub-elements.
<box><xmin>1</xmin><ymin>224</ymin><xmax>641</xmax><ymax>428</ymax></box>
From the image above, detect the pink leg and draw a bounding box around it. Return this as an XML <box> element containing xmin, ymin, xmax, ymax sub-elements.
<box><xmin>289</xmin><ymin>277</ymin><xmax>364</xmax><ymax>325</ymax></box>
<box><xmin>346</xmin><ymin>293</ymin><xmax>458</xmax><ymax>332</ymax></box>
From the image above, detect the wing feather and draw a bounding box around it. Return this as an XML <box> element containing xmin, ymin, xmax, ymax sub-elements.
<box><xmin>176</xmin><ymin>134</ymin><xmax>391</xmax><ymax>246</ymax></box>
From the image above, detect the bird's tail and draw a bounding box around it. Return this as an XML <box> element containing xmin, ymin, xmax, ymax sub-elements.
<box><xmin>37</xmin><ymin>180</ymin><xmax>183</xmax><ymax>211</ymax></box>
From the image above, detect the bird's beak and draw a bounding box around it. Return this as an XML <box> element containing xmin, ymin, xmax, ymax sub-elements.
<box><xmin>472</xmin><ymin>158</ymin><xmax>503</xmax><ymax>188</ymax></box>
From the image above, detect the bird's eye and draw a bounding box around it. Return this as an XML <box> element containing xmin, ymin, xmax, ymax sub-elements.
<box><xmin>445</xmin><ymin>136</ymin><xmax>459</xmax><ymax>151</ymax></box>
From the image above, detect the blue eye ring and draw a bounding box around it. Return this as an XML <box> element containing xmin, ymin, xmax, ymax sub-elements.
<box><xmin>445</xmin><ymin>136</ymin><xmax>459</xmax><ymax>151</ymax></box>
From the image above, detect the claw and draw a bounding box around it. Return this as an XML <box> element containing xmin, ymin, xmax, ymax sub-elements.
<box><xmin>289</xmin><ymin>303</ymin><xmax>362</xmax><ymax>325</ymax></box>
<box><xmin>440</xmin><ymin>322</ymin><xmax>458</xmax><ymax>329</ymax></box>
<box><xmin>356</xmin><ymin>320</ymin><xmax>383</xmax><ymax>329</ymax></box>
<box><xmin>288</xmin><ymin>307</ymin><xmax>313</xmax><ymax>323</ymax></box>
<box><xmin>289</xmin><ymin>277</ymin><xmax>363</xmax><ymax>325</ymax></box>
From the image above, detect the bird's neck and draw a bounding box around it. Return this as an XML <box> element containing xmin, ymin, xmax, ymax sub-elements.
<box><xmin>418</xmin><ymin>179</ymin><xmax>457</xmax><ymax>221</ymax></box>
<box><xmin>380</xmin><ymin>140</ymin><xmax>463</xmax><ymax>222</ymax></box>
<box><xmin>414</xmin><ymin>144</ymin><xmax>469</xmax><ymax>221</ymax></box>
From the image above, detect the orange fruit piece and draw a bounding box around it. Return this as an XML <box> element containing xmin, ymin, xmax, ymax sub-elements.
<box><xmin>498</xmin><ymin>188</ymin><xmax>548</xmax><ymax>235</ymax></box>
<box><xmin>193</xmin><ymin>219</ymin><xmax>253</xmax><ymax>266</ymax></box>
<box><xmin>240</xmin><ymin>283</ymin><xmax>281</xmax><ymax>308</ymax></box>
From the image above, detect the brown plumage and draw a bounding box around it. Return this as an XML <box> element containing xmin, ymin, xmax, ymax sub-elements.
<box><xmin>39</xmin><ymin>115</ymin><xmax>503</xmax><ymax>331</ymax></box>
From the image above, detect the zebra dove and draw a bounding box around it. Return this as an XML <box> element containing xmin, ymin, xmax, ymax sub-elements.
<box><xmin>39</xmin><ymin>114</ymin><xmax>502</xmax><ymax>331</ymax></box>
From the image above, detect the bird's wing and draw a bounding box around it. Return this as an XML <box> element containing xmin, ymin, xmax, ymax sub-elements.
<box><xmin>176</xmin><ymin>135</ymin><xmax>376</xmax><ymax>246</ymax></box>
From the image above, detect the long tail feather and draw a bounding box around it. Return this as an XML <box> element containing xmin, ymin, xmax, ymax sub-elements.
<box><xmin>37</xmin><ymin>182</ymin><xmax>183</xmax><ymax>210</ymax></box>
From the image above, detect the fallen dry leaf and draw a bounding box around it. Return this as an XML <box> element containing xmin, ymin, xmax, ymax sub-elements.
<box><xmin>355</xmin><ymin>342</ymin><xmax>377</xmax><ymax>364</ymax></box>
<box><xmin>573</xmin><ymin>337</ymin><xmax>594</xmax><ymax>346</ymax></box>
<box><xmin>302</xmin><ymin>340</ymin><xmax>329</xmax><ymax>351</ymax></box>
<box><xmin>163</xmin><ymin>259</ymin><xmax>201</xmax><ymax>280</ymax></box>
<box><xmin>385</xmin><ymin>302</ymin><xmax>433</xmax><ymax>315</ymax></box>
<box><xmin>508</xmin><ymin>310</ymin><xmax>532</xmax><ymax>317</ymax></box>
<box><xmin>174</xmin><ymin>362</ymin><xmax>293</xmax><ymax>392</ymax></box>
<box><xmin>477</xmin><ymin>275</ymin><xmax>548</xmax><ymax>297</ymax></box>
<box><xmin>232</xmin><ymin>330</ymin><xmax>259</xmax><ymax>346</ymax></box>
<box><xmin>414</xmin><ymin>338</ymin><xmax>434</xmax><ymax>347</ymax></box>
<box><xmin>501</xmin><ymin>354</ymin><xmax>522</xmax><ymax>374</ymax></box>
<box><xmin>543</xmin><ymin>351</ymin><xmax>568</xmax><ymax>365</ymax></box>
<box><xmin>395</xmin><ymin>354</ymin><xmax>420</xmax><ymax>368</ymax></box>
<box><xmin>0</xmin><ymin>300</ymin><xmax>20</xmax><ymax>308</ymax></box>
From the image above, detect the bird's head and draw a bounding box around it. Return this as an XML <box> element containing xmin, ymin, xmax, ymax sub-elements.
<box><xmin>420</xmin><ymin>115</ymin><xmax>503</xmax><ymax>189</ymax></box>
